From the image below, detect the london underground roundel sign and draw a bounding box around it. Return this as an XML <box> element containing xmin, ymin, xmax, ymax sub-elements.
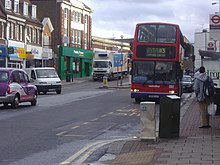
<box><xmin>210</xmin><ymin>14</ymin><xmax>220</xmax><ymax>29</ymax></box>
<box><xmin>211</xmin><ymin>15</ymin><xmax>220</xmax><ymax>24</ymax></box>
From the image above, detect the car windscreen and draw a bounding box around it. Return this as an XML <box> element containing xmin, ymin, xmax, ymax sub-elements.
<box><xmin>36</xmin><ymin>69</ymin><xmax>59</xmax><ymax>78</ymax></box>
<box><xmin>182</xmin><ymin>76</ymin><xmax>192</xmax><ymax>82</ymax></box>
<box><xmin>0</xmin><ymin>71</ymin><xmax>9</xmax><ymax>82</ymax></box>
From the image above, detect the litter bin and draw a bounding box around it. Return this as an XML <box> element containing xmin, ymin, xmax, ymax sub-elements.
<box><xmin>214</xmin><ymin>87</ymin><xmax>220</xmax><ymax>115</ymax></box>
<box><xmin>159</xmin><ymin>95</ymin><xmax>180</xmax><ymax>138</ymax></box>
<box><xmin>140</xmin><ymin>101</ymin><xmax>156</xmax><ymax>141</ymax></box>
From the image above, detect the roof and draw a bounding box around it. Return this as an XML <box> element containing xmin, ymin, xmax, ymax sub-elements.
<box><xmin>198</xmin><ymin>49</ymin><xmax>220</xmax><ymax>60</ymax></box>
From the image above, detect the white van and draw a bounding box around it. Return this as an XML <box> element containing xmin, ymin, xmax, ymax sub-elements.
<box><xmin>24</xmin><ymin>67</ymin><xmax>62</xmax><ymax>95</ymax></box>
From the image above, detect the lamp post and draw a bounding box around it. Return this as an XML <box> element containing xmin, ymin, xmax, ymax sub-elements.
<box><xmin>120</xmin><ymin>35</ymin><xmax>123</xmax><ymax>86</ymax></box>
<box><xmin>212</xmin><ymin>0</ymin><xmax>220</xmax><ymax>13</ymax></box>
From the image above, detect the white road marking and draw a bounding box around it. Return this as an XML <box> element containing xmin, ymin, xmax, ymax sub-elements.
<box><xmin>56</xmin><ymin>131</ymin><xmax>67</xmax><ymax>136</ymax></box>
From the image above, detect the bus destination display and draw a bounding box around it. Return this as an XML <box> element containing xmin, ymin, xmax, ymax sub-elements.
<box><xmin>136</xmin><ymin>45</ymin><xmax>176</xmax><ymax>59</ymax></box>
<box><xmin>146</xmin><ymin>47</ymin><xmax>166</xmax><ymax>57</ymax></box>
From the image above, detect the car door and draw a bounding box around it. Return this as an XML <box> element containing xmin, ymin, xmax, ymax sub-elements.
<box><xmin>19</xmin><ymin>70</ymin><xmax>33</xmax><ymax>101</ymax></box>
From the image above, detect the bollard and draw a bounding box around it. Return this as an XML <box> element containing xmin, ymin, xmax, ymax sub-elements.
<box><xmin>103</xmin><ymin>76</ymin><xmax>108</xmax><ymax>88</ymax></box>
<box><xmin>140</xmin><ymin>101</ymin><xmax>156</xmax><ymax>142</ymax></box>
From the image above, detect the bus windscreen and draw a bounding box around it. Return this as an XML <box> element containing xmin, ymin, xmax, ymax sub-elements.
<box><xmin>138</xmin><ymin>24</ymin><xmax>176</xmax><ymax>43</ymax></box>
<box><xmin>132</xmin><ymin>61</ymin><xmax>177</xmax><ymax>84</ymax></box>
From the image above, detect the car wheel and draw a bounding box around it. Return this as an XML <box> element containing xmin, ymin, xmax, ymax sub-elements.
<box><xmin>43</xmin><ymin>91</ymin><xmax>47</xmax><ymax>95</ymax></box>
<box><xmin>56</xmin><ymin>89</ymin><xmax>61</xmax><ymax>94</ymax></box>
<box><xmin>31</xmin><ymin>93</ymin><xmax>37</xmax><ymax>106</ymax></box>
<box><xmin>38</xmin><ymin>90</ymin><xmax>41</xmax><ymax>95</ymax></box>
<box><xmin>11</xmin><ymin>95</ymin><xmax>19</xmax><ymax>109</ymax></box>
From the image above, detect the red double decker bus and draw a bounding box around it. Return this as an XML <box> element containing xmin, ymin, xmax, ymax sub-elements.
<box><xmin>131</xmin><ymin>22</ymin><xmax>186</xmax><ymax>103</ymax></box>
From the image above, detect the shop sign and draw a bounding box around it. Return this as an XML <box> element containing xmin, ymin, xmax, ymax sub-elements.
<box><xmin>26</xmin><ymin>45</ymin><xmax>42</xmax><ymax>59</ymax></box>
<box><xmin>74</xmin><ymin>50</ymin><xmax>84</xmax><ymax>57</ymax></box>
<box><xmin>42</xmin><ymin>48</ymin><xmax>52</xmax><ymax>59</ymax></box>
<box><xmin>0</xmin><ymin>45</ymin><xmax>7</xmax><ymax>56</ymax></box>
<box><xmin>17</xmin><ymin>48</ymin><xmax>26</xmax><ymax>58</ymax></box>
<box><xmin>26</xmin><ymin>52</ymin><xmax>34</xmax><ymax>59</ymax></box>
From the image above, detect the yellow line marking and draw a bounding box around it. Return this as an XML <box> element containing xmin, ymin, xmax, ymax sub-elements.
<box><xmin>56</xmin><ymin>131</ymin><xmax>67</xmax><ymax>136</ymax></box>
<box><xmin>75</xmin><ymin>142</ymin><xmax>110</xmax><ymax>164</ymax></box>
<box><xmin>83</xmin><ymin>122</ymin><xmax>89</xmax><ymax>125</ymax></box>
<box><xmin>59</xmin><ymin>138</ymin><xmax>132</xmax><ymax>165</ymax></box>
<box><xmin>71</xmin><ymin>126</ymin><xmax>79</xmax><ymax>129</ymax></box>
<box><xmin>100</xmin><ymin>114</ymin><xmax>107</xmax><ymax>118</ymax></box>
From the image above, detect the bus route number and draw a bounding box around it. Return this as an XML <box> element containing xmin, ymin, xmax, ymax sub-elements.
<box><xmin>146</xmin><ymin>47</ymin><xmax>166</xmax><ymax>57</ymax></box>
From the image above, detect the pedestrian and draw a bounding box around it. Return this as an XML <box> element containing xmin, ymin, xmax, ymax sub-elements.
<box><xmin>194</xmin><ymin>66</ymin><xmax>214</xmax><ymax>128</ymax></box>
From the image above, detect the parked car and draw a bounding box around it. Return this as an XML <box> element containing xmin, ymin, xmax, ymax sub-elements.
<box><xmin>24</xmin><ymin>67</ymin><xmax>62</xmax><ymax>95</ymax></box>
<box><xmin>0</xmin><ymin>68</ymin><xmax>38</xmax><ymax>108</ymax></box>
<box><xmin>182</xmin><ymin>75</ymin><xmax>194</xmax><ymax>93</ymax></box>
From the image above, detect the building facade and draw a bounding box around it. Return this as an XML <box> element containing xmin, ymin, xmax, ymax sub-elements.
<box><xmin>0</xmin><ymin>0</ymin><xmax>55</xmax><ymax>68</ymax></box>
<box><xmin>30</xmin><ymin>0</ymin><xmax>93</xmax><ymax>79</ymax></box>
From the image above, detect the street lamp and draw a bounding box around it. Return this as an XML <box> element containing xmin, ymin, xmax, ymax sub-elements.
<box><xmin>120</xmin><ymin>35</ymin><xmax>123</xmax><ymax>86</ymax></box>
<box><xmin>212</xmin><ymin>1</ymin><xmax>220</xmax><ymax>13</ymax></box>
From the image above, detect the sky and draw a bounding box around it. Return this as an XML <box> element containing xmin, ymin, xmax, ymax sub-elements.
<box><xmin>83</xmin><ymin>0</ymin><xmax>219</xmax><ymax>43</ymax></box>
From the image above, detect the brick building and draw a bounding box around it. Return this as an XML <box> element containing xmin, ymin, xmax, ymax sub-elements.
<box><xmin>30</xmin><ymin>0</ymin><xmax>93</xmax><ymax>79</ymax></box>
<box><xmin>0</xmin><ymin>0</ymin><xmax>45</xmax><ymax>68</ymax></box>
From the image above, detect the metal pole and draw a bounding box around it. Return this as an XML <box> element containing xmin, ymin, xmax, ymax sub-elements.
<box><xmin>219</xmin><ymin>0</ymin><xmax>220</xmax><ymax>13</ymax></box>
<box><xmin>120</xmin><ymin>61</ymin><xmax>122</xmax><ymax>86</ymax></box>
<box><xmin>120</xmin><ymin>35</ymin><xmax>123</xmax><ymax>86</ymax></box>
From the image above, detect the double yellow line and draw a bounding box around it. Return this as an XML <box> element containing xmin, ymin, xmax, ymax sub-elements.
<box><xmin>59</xmin><ymin>137</ymin><xmax>132</xmax><ymax>165</ymax></box>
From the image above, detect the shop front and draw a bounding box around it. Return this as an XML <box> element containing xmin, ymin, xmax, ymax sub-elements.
<box><xmin>59</xmin><ymin>46</ymin><xmax>93</xmax><ymax>80</ymax></box>
<box><xmin>0</xmin><ymin>45</ymin><xmax>7</xmax><ymax>67</ymax></box>
<box><xmin>26</xmin><ymin>45</ymin><xmax>43</xmax><ymax>68</ymax></box>
<box><xmin>8</xmin><ymin>46</ymin><xmax>26</xmax><ymax>68</ymax></box>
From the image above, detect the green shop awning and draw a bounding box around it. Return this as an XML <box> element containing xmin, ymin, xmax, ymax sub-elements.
<box><xmin>59</xmin><ymin>46</ymin><xmax>93</xmax><ymax>59</ymax></box>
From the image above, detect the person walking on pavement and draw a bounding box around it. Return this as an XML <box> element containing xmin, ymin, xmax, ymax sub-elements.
<box><xmin>194</xmin><ymin>66</ymin><xmax>213</xmax><ymax>128</ymax></box>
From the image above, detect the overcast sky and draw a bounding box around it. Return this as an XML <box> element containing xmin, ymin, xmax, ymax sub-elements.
<box><xmin>83</xmin><ymin>0</ymin><xmax>218</xmax><ymax>43</ymax></box>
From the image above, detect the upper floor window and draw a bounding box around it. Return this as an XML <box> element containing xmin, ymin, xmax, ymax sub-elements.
<box><xmin>37</xmin><ymin>29</ymin><xmax>40</xmax><ymax>44</ymax></box>
<box><xmin>43</xmin><ymin>34</ymin><xmax>49</xmax><ymax>47</ymax></box>
<box><xmin>11</xmin><ymin>22</ymin><xmax>14</xmax><ymax>39</ymax></box>
<box><xmin>14</xmin><ymin>0</ymin><xmax>19</xmax><ymax>13</ymax></box>
<box><xmin>32</xmin><ymin>5</ymin><xmax>37</xmax><ymax>19</ymax></box>
<box><xmin>33</xmin><ymin>28</ymin><xmax>36</xmax><ymax>43</ymax></box>
<box><xmin>1</xmin><ymin>22</ymin><xmax>5</xmax><ymax>39</ymax></box>
<box><xmin>5</xmin><ymin>0</ymin><xmax>12</xmax><ymax>10</ymax></box>
<box><xmin>64</xmin><ymin>8</ymin><xmax>68</xmax><ymax>20</ymax></box>
<box><xmin>84</xmin><ymin>15</ymin><xmax>87</xmax><ymax>24</ymax></box>
<box><xmin>23</xmin><ymin>2</ymin><xmax>28</xmax><ymax>16</ymax></box>
<box><xmin>20</xmin><ymin>25</ymin><xmax>23</xmax><ymax>41</ymax></box>
<box><xmin>16</xmin><ymin>24</ymin><xmax>19</xmax><ymax>40</ymax></box>
<box><xmin>71</xmin><ymin>11</ymin><xmax>75</xmax><ymax>21</ymax></box>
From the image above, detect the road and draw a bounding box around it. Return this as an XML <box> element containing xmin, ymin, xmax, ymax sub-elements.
<box><xmin>0</xmin><ymin>79</ymin><xmax>191</xmax><ymax>165</ymax></box>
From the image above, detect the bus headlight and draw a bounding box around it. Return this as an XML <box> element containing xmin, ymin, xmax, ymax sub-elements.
<box><xmin>131</xmin><ymin>89</ymin><xmax>139</xmax><ymax>92</ymax></box>
<box><xmin>169</xmin><ymin>90</ymin><xmax>175</xmax><ymax>94</ymax></box>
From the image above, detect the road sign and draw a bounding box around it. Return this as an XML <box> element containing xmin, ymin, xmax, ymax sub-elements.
<box><xmin>208</xmin><ymin>42</ymin><xmax>214</xmax><ymax>48</ymax></box>
<box><xmin>210</xmin><ymin>14</ymin><xmax>220</xmax><ymax>29</ymax></box>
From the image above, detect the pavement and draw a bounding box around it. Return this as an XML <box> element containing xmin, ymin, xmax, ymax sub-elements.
<box><xmin>61</xmin><ymin>77</ymin><xmax>220</xmax><ymax>165</ymax></box>
<box><xmin>95</xmin><ymin>94</ymin><xmax>220</xmax><ymax>165</ymax></box>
